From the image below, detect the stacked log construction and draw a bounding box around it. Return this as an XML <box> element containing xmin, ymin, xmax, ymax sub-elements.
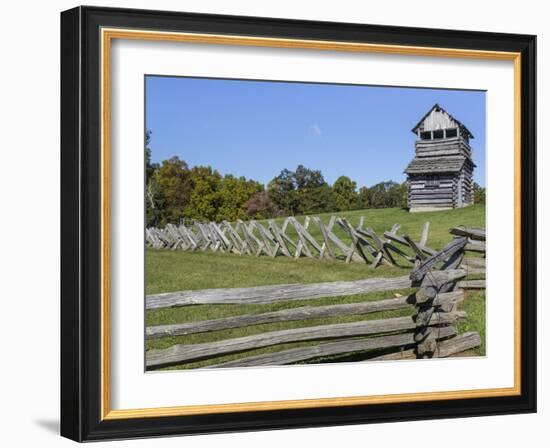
<box><xmin>405</xmin><ymin>104</ymin><xmax>476</xmax><ymax>212</ymax></box>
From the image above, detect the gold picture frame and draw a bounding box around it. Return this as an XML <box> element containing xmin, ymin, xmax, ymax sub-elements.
<box><xmin>61</xmin><ymin>6</ymin><xmax>536</xmax><ymax>441</ymax></box>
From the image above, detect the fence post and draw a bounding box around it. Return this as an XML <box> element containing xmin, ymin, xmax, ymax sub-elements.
<box><xmin>413</xmin><ymin>257</ymin><xmax>467</xmax><ymax>358</ymax></box>
<box><xmin>414</xmin><ymin>274</ymin><xmax>440</xmax><ymax>358</ymax></box>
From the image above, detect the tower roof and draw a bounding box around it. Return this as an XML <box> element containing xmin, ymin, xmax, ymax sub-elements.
<box><xmin>404</xmin><ymin>155</ymin><xmax>475</xmax><ymax>175</ymax></box>
<box><xmin>411</xmin><ymin>104</ymin><xmax>474</xmax><ymax>139</ymax></box>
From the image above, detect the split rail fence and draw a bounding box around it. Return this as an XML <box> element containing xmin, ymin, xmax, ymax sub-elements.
<box><xmin>145</xmin><ymin>227</ymin><xmax>485</xmax><ymax>369</ymax></box>
<box><xmin>147</xmin><ymin>216</ymin><xmax>486</xmax><ymax>268</ymax></box>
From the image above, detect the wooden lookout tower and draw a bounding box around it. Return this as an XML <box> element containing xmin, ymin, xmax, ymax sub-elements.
<box><xmin>405</xmin><ymin>104</ymin><xmax>476</xmax><ymax>212</ymax></box>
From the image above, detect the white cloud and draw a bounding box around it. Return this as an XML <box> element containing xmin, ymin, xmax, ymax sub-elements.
<box><xmin>309</xmin><ymin>123</ymin><xmax>322</xmax><ymax>136</ymax></box>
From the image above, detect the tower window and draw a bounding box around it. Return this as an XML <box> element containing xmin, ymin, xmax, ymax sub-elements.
<box><xmin>445</xmin><ymin>128</ymin><xmax>458</xmax><ymax>138</ymax></box>
<box><xmin>433</xmin><ymin>130</ymin><xmax>444</xmax><ymax>139</ymax></box>
<box><xmin>425</xmin><ymin>175</ymin><xmax>440</xmax><ymax>188</ymax></box>
<box><xmin>420</xmin><ymin>131</ymin><xmax>432</xmax><ymax>140</ymax></box>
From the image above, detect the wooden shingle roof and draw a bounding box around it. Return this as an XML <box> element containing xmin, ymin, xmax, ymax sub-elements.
<box><xmin>404</xmin><ymin>156</ymin><xmax>474</xmax><ymax>174</ymax></box>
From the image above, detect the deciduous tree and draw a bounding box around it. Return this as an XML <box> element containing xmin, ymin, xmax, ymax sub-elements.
<box><xmin>473</xmin><ymin>182</ymin><xmax>486</xmax><ymax>204</ymax></box>
<box><xmin>268</xmin><ymin>165</ymin><xmax>335</xmax><ymax>215</ymax></box>
<box><xmin>154</xmin><ymin>156</ymin><xmax>192</xmax><ymax>225</ymax></box>
<box><xmin>215</xmin><ymin>175</ymin><xmax>263</xmax><ymax>221</ymax></box>
<box><xmin>244</xmin><ymin>190</ymin><xmax>282</xmax><ymax>219</ymax></box>
<box><xmin>332</xmin><ymin>175</ymin><xmax>358</xmax><ymax>211</ymax></box>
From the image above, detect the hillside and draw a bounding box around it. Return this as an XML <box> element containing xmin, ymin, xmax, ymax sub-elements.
<box><xmin>145</xmin><ymin>205</ymin><xmax>486</xmax><ymax>368</ymax></box>
<box><xmin>147</xmin><ymin>204</ymin><xmax>485</xmax><ymax>293</ymax></box>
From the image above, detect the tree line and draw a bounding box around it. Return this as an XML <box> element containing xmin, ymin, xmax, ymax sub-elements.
<box><xmin>145</xmin><ymin>131</ymin><xmax>484</xmax><ymax>227</ymax></box>
<box><xmin>472</xmin><ymin>182</ymin><xmax>485</xmax><ymax>205</ymax></box>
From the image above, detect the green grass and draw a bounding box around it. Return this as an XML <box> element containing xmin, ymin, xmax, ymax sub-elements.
<box><xmin>146</xmin><ymin>250</ymin><xmax>409</xmax><ymax>295</ymax></box>
<box><xmin>146</xmin><ymin>205</ymin><xmax>486</xmax><ymax>369</ymax></box>
<box><xmin>265</xmin><ymin>204</ymin><xmax>486</xmax><ymax>255</ymax></box>
<box><xmin>457</xmin><ymin>290</ymin><xmax>486</xmax><ymax>356</ymax></box>
<box><xmin>147</xmin><ymin>204</ymin><xmax>485</xmax><ymax>294</ymax></box>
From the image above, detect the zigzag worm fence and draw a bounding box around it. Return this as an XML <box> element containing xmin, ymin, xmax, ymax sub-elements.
<box><xmin>146</xmin><ymin>228</ymin><xmax>485</xmax><ymax>369</ymax></box>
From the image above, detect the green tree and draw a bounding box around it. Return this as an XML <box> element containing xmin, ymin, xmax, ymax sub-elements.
<box><xmin>307</xmin><ymin>183</ymin><xmax>336</xmax><ymax>214</ymax></box>
<box><xmin>332</xmin><ymin>176</ymin><xmax>358</xmax><ymax>211</ymax></box>
<box><xmin>357</xmin><ymin>186</ymin><xmax>370</xmax><ymax>209</ymax></box>
<box><xmin>294</xmin><ymin>166</ymin><xmax>334</xmax><ymax>214</ymax></box>
<box><xmin>364</xmin><ymin>181</ymin><xmax>406</xmax><ymax>208</ymax></box>
<box><xmin>154</xmin><ymin>156</ymin><xmax>192</xmax><ymax>225</ymax></box>
<box><xmin>473</xmin><ymin>182</ymin><xmax>486</xmax><ymax>204</ymax></box>
<box><xmin>267</xmin><ymin>168</ymin><xmax>300</xmax><ymax>215</ymax></box>
<box><xmin>268</xmin><ymin>165</ymin><xmax>335</xmax><ymax>215</ymax></box>
<box><xmin>183</xmin><ymin>166</ymin><xmax>223</xmax><ymax>221</ymax></box>
<box><xmin>145</xmin><ymin>130</ymin><xmax>161</xmax><ymax>178</ymax></box>
<box><xmin>215</xmin><ymin>175</ymin><xmax>263</xmax><ymax>221</ymax></box>
<box><xmin>146</xmin><ymin>178</ymin><xmax>164</xmax><ymax>227</ymax></box>
<box><xmin>144</xmin><ymin>130</ymin><xmax>164</xmax><ymax>226</ymax></box>
<box><xmin>387</xmin><ymin>182</ymin><xmax>408</xmax><ymax>208</ymax></box>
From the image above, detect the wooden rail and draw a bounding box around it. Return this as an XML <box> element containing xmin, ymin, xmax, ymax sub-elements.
<box><xmin>208</xmin><ymin>326</ymin><xmax>459</xmax><ymax>368</ymax></box>
<box><xmin>146</xmin><ymin>269</ymin><xmax>466</xmax><ymax>310</ymax></box>
<box><xmin>145</xmin><ymin>228</ymin><xmax>485</xmax><ymax>369</ymax></box>
<box><xmin>146</xmin><ymin>216</ymin><xmax>444</xmax><ymax>268</ymax></box>
<box><xmin>146</xmin><ymin>296</ymin><xmax>415</xmax><ymax>338</ymax></box>
<box><xmin>146</xmin><ymin>313</ymin><xmax>465</xmax><ymax>368</ymax></box>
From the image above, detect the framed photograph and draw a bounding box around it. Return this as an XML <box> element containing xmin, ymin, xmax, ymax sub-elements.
<box><xmin>60</xmin><ymin>6</ymin><xmax>536</xmax><ymax>441</ymax></box>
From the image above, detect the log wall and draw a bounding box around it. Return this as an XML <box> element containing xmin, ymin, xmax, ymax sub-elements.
<box><xmin>407</xmin><ymin>173</ymin><xmax>456</xmax><ymax>210</ymax></box>
<box><xmin>407</xmin><ymin>135</ymin><xmax>475</xmax><ymax>211</ymax></box>
<box><xmin>414</xmin><ymin>136</ymin><xmax>472</xmax><ymax>159</ymax></box>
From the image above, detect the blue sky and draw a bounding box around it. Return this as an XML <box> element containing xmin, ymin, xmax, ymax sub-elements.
<box><xmin>146</xmin><ymin>76</ymin><xmax>486</xmax><ymax>187</ymax></box>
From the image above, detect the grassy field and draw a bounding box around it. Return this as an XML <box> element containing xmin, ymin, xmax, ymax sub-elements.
<box><xmin>146</xmin><ymin>205</ymin><xmax>486</xmax><ymax>369</ymax></box>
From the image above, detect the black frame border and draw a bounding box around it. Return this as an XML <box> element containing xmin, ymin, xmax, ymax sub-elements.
<box><xmin>61</xmin><ymin>6</ymin><xmax>536</xmax><ymax>442</ymax></box>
